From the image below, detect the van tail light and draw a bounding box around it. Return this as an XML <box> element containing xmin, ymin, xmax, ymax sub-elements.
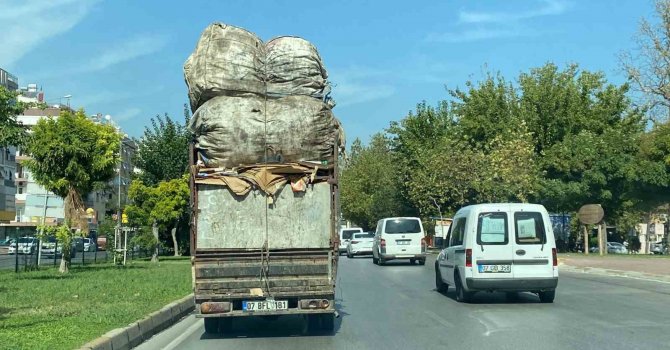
<box><xmin>380</xmin><ymin>239</ymin><xmax>386</xmax><ymax>248</ymax></box>
<box><xmin>465</xmin><ymin>249</ymin><xmax>472</xmax><ymax>267</ymax></box>
<box><xmin>421</xmin><ymin>237</ymin><xmax>427</xmax><ymax>252</ymax></box>
<box><xmin>552</xmin><ymin>248</ymin><xmax>558</xmax><ymax>267</ymax></box>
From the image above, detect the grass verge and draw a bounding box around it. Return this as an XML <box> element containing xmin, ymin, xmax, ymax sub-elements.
<box><xmin>0</xmin><ymin>259</ymin><xmax>191</xmax><ymax>350</ymax></box>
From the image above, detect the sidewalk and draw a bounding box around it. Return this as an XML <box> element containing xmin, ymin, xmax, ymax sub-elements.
<box><xmin>559</xmin><ymin>254</ymin><xmax>670</xmax><ymax>282</ymax></box>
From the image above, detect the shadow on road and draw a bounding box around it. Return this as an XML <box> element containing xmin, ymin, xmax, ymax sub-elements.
<box><xmin>435</xmin><ymin>288</ymin><xmax>545</xmax><ymax>305</ymax></box>
<box><xmin>199</xmin><ymin>312</ymin><xmax>342</xmax><ymax>340</ymax></box>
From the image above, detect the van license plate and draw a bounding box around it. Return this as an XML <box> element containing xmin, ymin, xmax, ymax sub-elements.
<box><xmin>243</xmin><ymin>300</ymin><xmax>288</xmax><ymax>311</ymax></box>
<box><xmin>396</xmin><ymin>240</ymin><xmax>410</xmax><ymax>245</ymax></box>
<box><xmin>478</xmin><ymin>265</ymin><xmax>511</xmax><ymax>273</ymax></box>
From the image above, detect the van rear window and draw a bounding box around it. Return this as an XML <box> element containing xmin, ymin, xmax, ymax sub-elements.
<box><xmin>477</xmin><ymin>212</ymin><xmax>508</xmax><ymax>245</ymax></box>
<box><xmin>384</xmin><ymin>219</ymin><xmax>421</xmax><ymax>234</ymax></box>
<box><xmin>514</xmin><ymin>212</ymin><xmax>546</xmax><ymax>244</ymax></box>
<box><xmin>342</xmin><ymin>229</ymin><xmax>361</xmax><ymax>240</ymax></box>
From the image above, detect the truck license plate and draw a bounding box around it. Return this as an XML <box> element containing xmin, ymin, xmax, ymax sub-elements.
<box><xmin>478</xmin><ymin>264</ymin><xmax>511</xmax><ymax>273</ymax></box>
<box><xmin>243</xmin><ymin>300</ymin><xmax>288</xmax><ymax>311</ymax></box>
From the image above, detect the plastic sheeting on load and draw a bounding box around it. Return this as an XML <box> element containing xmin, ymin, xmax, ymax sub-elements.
<box><xmin>189</xmin><ymin>95</ymin><xmax>342</xmax><ymax>168</ymax></box>
<box><xmin>184</xmin><ymin>23</ymin><xmax>330</xmax><ymax>112</ymax></box>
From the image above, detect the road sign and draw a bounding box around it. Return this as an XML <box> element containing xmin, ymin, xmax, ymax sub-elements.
<box><xmin>578</xmin><ymin>204</ymin><xmax>604</xmax><ymax>225</ymax></box>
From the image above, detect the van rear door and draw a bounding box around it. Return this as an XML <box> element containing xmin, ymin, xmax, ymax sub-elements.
<box><xmin>383</xmin><ymin>218</ymin><xmax>423</xmax><ymax>256</ymax></box>
<box><xmin>512</xmin><ymin>211</ymin><xmax>553</xmax><ymax>279</ymax></box>
<box><xmin>471</xmin><ymin>211</ymin><xmax>515</xmax><ymax>280</ymax></box>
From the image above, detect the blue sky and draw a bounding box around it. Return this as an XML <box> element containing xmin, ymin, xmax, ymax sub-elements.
<box><xmin>0</xmin><ymin>0</ymin><xmax>656</xmax><ymax>144</ymax></box>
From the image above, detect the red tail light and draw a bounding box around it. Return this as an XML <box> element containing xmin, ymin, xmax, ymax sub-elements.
<box><xmin>380</xmin><ymin>239</ymin><xmax>386</xmax><ymax>248</ymax></box>
<box><xmin>552</xmin><ymin>248</ymin><xmax>557</xmax><ymax>267</ymax></box>
<box><xmin>421</xmin><ymin>237</ymin><xmax>426</xmax><ymax>247</ymax></box>
<box><xmin>465</xmin><ymin>249</ymin><xmax>472</xmax><ymax>267</ymax></box>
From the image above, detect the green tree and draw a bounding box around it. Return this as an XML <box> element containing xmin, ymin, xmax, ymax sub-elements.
<box><xmin>340</xmin><ymin>134</ymin><xmax>410</xmax><ymax>230</ymax></box>
<box><xmin>25</xmin><ymin>109</ymin><xmax>120</xmax><ymax>273</ymax></box>
<box><xmin>135</xmin><ymin>113</ymin><xmax>191</xmax><ymax>186</ymax></box>
<box><xmin>621</xmin><ymin>0</ymin><xmax>670</xmax><ymax>122</ymax></box>
<box><xmin>126</xmin><ymin>177</ymin><xmax>190</xmax><ymax>259</ymax></box>
<box><xmin>0</xmin><ymin>86</ymin><xmax>29</xmax><ymax>148</ymax></box>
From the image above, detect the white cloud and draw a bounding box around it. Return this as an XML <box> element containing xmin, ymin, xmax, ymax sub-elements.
<box><xmin>75</xmin><ymin>34</ymin><xmax>169</xmax><ymax>73</ymax></box>
<box><xmin>114</xmin><ymin>107</ymin><xmax>142</xmax><ymax>122</ymax></box>
<box><xmin>425</xmin><ymin>28</ymin><xmax>521</xmax><ymax>43</ymax></box>
<box><xmin>459</xmin><ymin>0</ymin><xmax>568</xmax><ymax>24</ymax></box>
<box><xmin>426</xmin><ymin>0</ymin><xmax>569</xmax><ymax>44</ymax></box>
<box><xmin>0</xmin><ymin>0</ymin><xmax>100</xmax><ymax>68</ymax></box>
<box><xmin>330</xmin><ymin>67</ymin><xmax>396</xmax><ymax>107</ymax></box>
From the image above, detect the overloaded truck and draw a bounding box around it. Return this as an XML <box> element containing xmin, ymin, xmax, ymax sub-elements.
<box><xmin>185</xmin><ymin>23</ymin><xmax>344</xmax><ymax>334</ymax></box>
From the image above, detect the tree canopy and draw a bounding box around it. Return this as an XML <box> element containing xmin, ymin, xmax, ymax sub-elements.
<box><xmin>25</xmin><ymin>109</ymin><xmax>120</xmax><ymax>272</ymax></box>
<box><xmin>0</xmin><ymin>85</ymin><xmax>29</xmax><ymax>148</ymax></box>
<box><xmin>135</xmin><ymin>113</ymin><xmax>191</xmax><ymax>186</ymax></box>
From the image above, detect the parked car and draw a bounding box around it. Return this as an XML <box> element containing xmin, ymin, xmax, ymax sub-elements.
<box><xmin>72</xmin><ymin>237</ymin><xmax>85</xmax><ymax>252</ymax></box>
<box><xmin>590</xmin><ymin>242</ymin><xmax>628</xmax><ymax>254</ymax></box>
<box><xmin>83</xmin><ymin>238</ymin><xmax>97</xmax><ymax>252</ymax></box>
<box><xmin>607</xmin><ymin>242</ymin><xmax>628</xmax><ymax>254</ymax></box>
<box><xmin>651</xmin><ymin>243</ymin><xmax>667</xmax><ymax>255</ymax></box>
<box><xmin>0</xmin><ymin>237</ymin><xmax>15</xmax><ymax>246</ymax></box>
<box><xmin>346</xmin><ymin>232</ymin><xmax>375</xmax><ymax>258</ymax></box>
<box><xmin>372</xmin><ymin>217</ymin><xmax>427</xmax><ymax>265</ymax></box>
<box><xmin>339</xmin><ymin>227</ymin><xmax>363</xmax><ymax>255</ymax></box>
<box><xmin>435</xmin><ymin>203</ymin><xmax>558</xmax><ymax>303</ymax></box>
<box><xmin>8</xmin><ymin>237</ymin><xmax>39</xmax><ymax>255</ymax></box>
<box><xmin>41</xmin><ymin>236</ymin><xmax>76</xmax><ymax>258</ymax></box>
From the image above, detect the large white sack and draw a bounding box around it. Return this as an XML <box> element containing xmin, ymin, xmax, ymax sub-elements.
<box><xmin>266</xmin><ymin>36</ymin><xmax>329</xmax><ymax>98</ymax></box>
<box><xmin>189</xmin><ymin>95</ymin><xmax>342</xmax><ymax>168</ymax></box>
<box><xmin>184</xmin><ymin>23</ymin><xmax>265</xmax><ymax>112</ymax></box>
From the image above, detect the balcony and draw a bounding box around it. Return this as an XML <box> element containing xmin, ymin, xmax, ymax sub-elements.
<box><xmin>15</xmin><ymin>154</ymin><xmax>31</xmax><ymax>162</ymax></box>
<box><xmin>15</xmin><ymin>193</ymin><xmax>26</xmax><ymax>202</ymax></box>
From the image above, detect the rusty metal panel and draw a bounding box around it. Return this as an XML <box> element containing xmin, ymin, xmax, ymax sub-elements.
<box><xmin>196</xmin><ymin>182</ymin><xmax>331</xmax><ymax>249</ymax></box>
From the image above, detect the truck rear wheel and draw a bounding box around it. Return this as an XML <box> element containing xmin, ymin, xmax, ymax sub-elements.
<box><xmin>204</xmin><ymin>318</ymin><xmax>219</xmax><ymax>334</ymax></box>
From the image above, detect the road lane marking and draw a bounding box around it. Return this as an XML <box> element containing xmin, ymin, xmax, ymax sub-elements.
<box><xmin>163</xmin><ymin>316</ymin><xmax>202</xmax><ymax>350</ymax></box>
<box><xmin>562</xmin><ymin>267</ymin><xmax>670</xmax><ymax>285</ymax></box>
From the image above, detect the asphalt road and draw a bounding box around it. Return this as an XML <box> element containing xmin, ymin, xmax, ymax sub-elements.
<box><xmin>136</xmin><ymin>255</ymin><xmax>670</xmax><ymax>350</ymax></box>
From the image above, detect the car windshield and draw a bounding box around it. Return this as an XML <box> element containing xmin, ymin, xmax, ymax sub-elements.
<box><xmin>353</xmin><ymin>233</ymin><xmax>374</xmax><ymax>239</ymax></box>
<box><xmin>384</xmin><ymin>219</ymin><xmax>421</xmax><ymax>234</ymax></box>
<box><xmin>18</xmin><ymin>238</ymin><xmax>34</xmax><ymax>243</ymax></box>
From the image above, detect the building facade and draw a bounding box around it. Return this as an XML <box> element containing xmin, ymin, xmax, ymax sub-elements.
<box><xmin>0</xmin><ymin>68</ymin><xmax>18</xmax><ymax>223</ymax></box>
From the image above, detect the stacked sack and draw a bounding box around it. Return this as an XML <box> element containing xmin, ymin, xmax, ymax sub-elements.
<box><xmin>185</xmin><ymin>23</ymin><xmax>342</xmax><ymax>168</ymax></box>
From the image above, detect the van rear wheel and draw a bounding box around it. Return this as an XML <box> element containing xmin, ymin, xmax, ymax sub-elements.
<box><xmin>455</xmin><ymin>274</ymin><xmax>473</xmax><ymax>303</ymax></box>
<box><xmin>410</xmin><ymin>258</ymin><xmax>416</xmax><ymax>264</ymax></box>
<box><xmin>539</xmin><ymin>290</ymin><xmax>556</xmax><ymax>303</ymax></box>
<box><xmin>372</xmin><ymin>255</ymin><xmax>379</xmax><ymax>265</ymax></box>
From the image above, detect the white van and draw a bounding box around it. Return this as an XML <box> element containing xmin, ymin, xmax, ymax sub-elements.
<box><xmin>435</xmin><ymin>203</ymin><xmax>558</xmax><ymax>303</ymax></box>
<box><xmin>372</xmin><ymin>217</ymin><xmax>427</xmax><ymax>265</ymax></box>
<box><xmin>339</xmin><ymin>227</ymin><xmax>363</xmax><ymax>255</ymax></box>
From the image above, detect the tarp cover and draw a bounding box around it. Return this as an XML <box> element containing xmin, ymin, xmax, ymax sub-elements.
<box><xmin>184</xmin><ymin>23</ymin><xmax>329</xmax><ymax>111</ymax></box>
<box><xmin>189</xmin><ymin>95</ymin><xmax>341</xmax><ymax>168</ymax></box>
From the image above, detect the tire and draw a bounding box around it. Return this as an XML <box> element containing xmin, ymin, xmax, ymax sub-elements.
<box><xmin>418</xmin><ymin>259</ymin><xmax>426</xmax><ymax>266</ymax></box>
<box><xmin>204</xmin><ymin>318</ymin><xmax>219</xmax><ymax>334</ymax></box>
<box><xmin>435</xmin><ymin>262</ymin><xmax>448</xmax><ymax>293</ymax></box>
<box><xmin>347</xmin><ymin>252</ymin><xmax>353</xmax><ymax>259</ymax></box>
<box><xmin>455</xmin><ymin>273</ymin><xmax>473</xmax><ymax>303</ymax></box>
<box><xmin>410</xmin><ymin>258</ymin><xmax>416</xmax><ymax>264</ymax></box>
<box><xmin>320</xmin><ymin>313</ymin><xmax>335</xmax><ymax>332</ymax></box>
<box><xmin>539</xmin><ymin>290</ymin><xmax>556</xmax><ymax>303</ymax></box>
<box><xmin>378</xmin><ymin>255</ymin><xmax>386</xmax><ymax>266</ymax></box>
<box><xmin>372</xmin><ymin>254</ymin><xmax>379</xmax><ymax>265</ymax></box>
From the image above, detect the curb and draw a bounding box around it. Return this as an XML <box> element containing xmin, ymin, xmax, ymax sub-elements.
<box><xmin>78</xmin><ymin>294</ymin><xmax>195</xmax><ymax>350</ymax></box>
<box><xmin>560</xmin><ymin>265</ymin><xmax>670</xmax><ymax>284</ymax></box>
